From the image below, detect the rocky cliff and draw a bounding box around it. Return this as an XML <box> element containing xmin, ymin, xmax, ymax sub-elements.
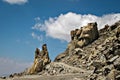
<box><xmin>6</xmin><ymin>21</ymin><xmax>120</xmax><ymax>80</ymax></box>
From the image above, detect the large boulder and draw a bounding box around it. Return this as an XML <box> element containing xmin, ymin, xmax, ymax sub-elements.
<box><xmin>27</xmin><ymin>44</ymin><xmax>51</xmax><ymax>74</ymax></box>
<box><xmin>70</xmin><ymin>22</ymin><xmax>99</xmax><ymax>48</ymax></box>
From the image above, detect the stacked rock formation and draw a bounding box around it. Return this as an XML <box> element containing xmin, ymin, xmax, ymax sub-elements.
<box><xmin>27</xmin><ymin>44</ymin><xmax>51</xmax><ymax>74</ymax></box>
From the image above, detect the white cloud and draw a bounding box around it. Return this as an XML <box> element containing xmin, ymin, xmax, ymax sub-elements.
<box><xmin>0</xmin><ymin>57</ymin><xmax>32</xmax><ymax>76</ymax></box>
<box><xmin>31</xmin><ymin>32</ymin><xmax>43</xmax><ymax>42</ymax></box>
<box><xmin>3</xmin><ymin>0</ymin><xmax>28</xmax><ymax>5</ymax></box>
<box><xmin>32</xmin><ymin>12</ymin><xmax>120</xmax><ymax>42</ymax></box>
<box><xmin>34</xmin><ymin>17</ymin><xmax>41</xmax><ymax>22</ymax></box>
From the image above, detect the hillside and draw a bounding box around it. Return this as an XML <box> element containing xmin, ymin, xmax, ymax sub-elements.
<box><xmin>1</xmin><ymin>20</ymin><xmax>120</xmax><ymax>80</ymax></box>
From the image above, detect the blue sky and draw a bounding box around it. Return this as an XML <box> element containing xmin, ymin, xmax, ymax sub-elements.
<box><xmin>0</xmin><ymin>0</ymin><xmax>120</xmax><ymax>76</ymax></box>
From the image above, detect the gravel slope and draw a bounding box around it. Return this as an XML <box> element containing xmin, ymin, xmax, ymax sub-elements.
<box><xmin>0</xmin><ymin>73</ymin><xmax>89</xmax><ymax>80</ymax></box>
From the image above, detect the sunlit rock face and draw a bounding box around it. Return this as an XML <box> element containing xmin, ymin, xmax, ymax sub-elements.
<box><xmin>70</xmin><ymin>22</ymin><xmax>99</xmax><ymax>47</ymax></box>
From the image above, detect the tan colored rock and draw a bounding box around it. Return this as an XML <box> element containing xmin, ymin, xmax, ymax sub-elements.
<box><xmin>76</xmin><ymin>22</ymin><xmax>99</xmax><ymax>47</ymax></box>
<box><xmin>27</xmin><ymin>44</ymin><xmax>51</xmax><ymax>74</ymax></box>
<box><xmin>106</xmin><ymin>69</ymin><xmax>117</xmax><ymax>80</ymax></box>
<box><xmin>70</xmin><ymin>30</ymin><xmax>76</xmax><ymax>40</ymax></box>
<box><xmin>116</xmin><ymin>27</ymin><xmax>120</xmax><ymax>37</ymax></box>
<box><xmin>77</xmin><ymin>40</ymin><xmax>85</xmax><ymax>48</ymax></box>
<box><xmin>55</xmin><ymin>22</ymin><xmax>99</xmax><ymax>62</ymax></box>
<box><xmin>70</xmin><ymin>22</ymin><xmax>99</xmax><ymax>48</ymax></box>
<box><xmin>109</xmin><ymin>20</ymin><xmax>120</xmax><ymax>31</ymax></box>
<box><xmin>41</xmin><ymin>44</ymin><xmax>51</xmax><ymax>65</ymax></box>
<box><xmin>99</xmin><ymin>24</ymin><xmax>109</xmax><ymax>33</ymax></box>
<box><xmin>76</xmin><ymin>28</ymin><xmax>82</xmax><ymax>37</ymax></box>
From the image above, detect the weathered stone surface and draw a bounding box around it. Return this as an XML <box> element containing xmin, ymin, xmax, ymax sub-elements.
<box><xmin>55</xmin><ymin>22</ymin><xmax>99</xmax><ymax>62</ymax></box>
<box><xmin>108</xmin><ymin>55</ymin><xmax>119</xmax><ymax>63</ymax></box>
<box><xmin>99</xmin><ymin>24</ymin><xmax>109</xmax><ymax>33</ymax></box>
<box><xmin>70</xmin><ymin>22</ymin><xmax>99</xmax><ymax>47</ymax></box>
<box><xmin>27</xmin><ymin>44</ymin><xmax>51</xmax><ymax>74</ymax></box>
<box><xmin>114</xmin><ymin>57</ymin><xmax>120</xmax><ymax>70</ymax></box>
<box><xmin>116</xmin><ymin>27</ymin><xmax>120</xmax><ymax>38</ymax></box>
<box><xmin>106</xmin><ymin>69</ymin><xmax>117</xmax><ymax>80</ymax></box>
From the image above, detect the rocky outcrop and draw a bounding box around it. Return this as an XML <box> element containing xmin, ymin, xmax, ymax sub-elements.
<box><xmin>55</xmin><ymin>22</ymin><xmax>99</xmax><ymax>61</ymax></box>
<box><xmin>70</xmin><ymin>22</ymin><xmax>99</xmax><ymax>47</ymax></box>
<box><xmin>54</xmin><ymin>21</ymin><xmax>120</xmax><ymax>79</ymax></box>
<box><xmin>27</xmin><ymin>44</ymin><xmax>51</xmax><ymax>74</ymax></box>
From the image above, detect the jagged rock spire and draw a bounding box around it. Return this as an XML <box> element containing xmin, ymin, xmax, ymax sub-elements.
<box><xmin>27</xmin><ymin>44</ymin><xmax>51</xmax><ymax>74</ymax></box>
